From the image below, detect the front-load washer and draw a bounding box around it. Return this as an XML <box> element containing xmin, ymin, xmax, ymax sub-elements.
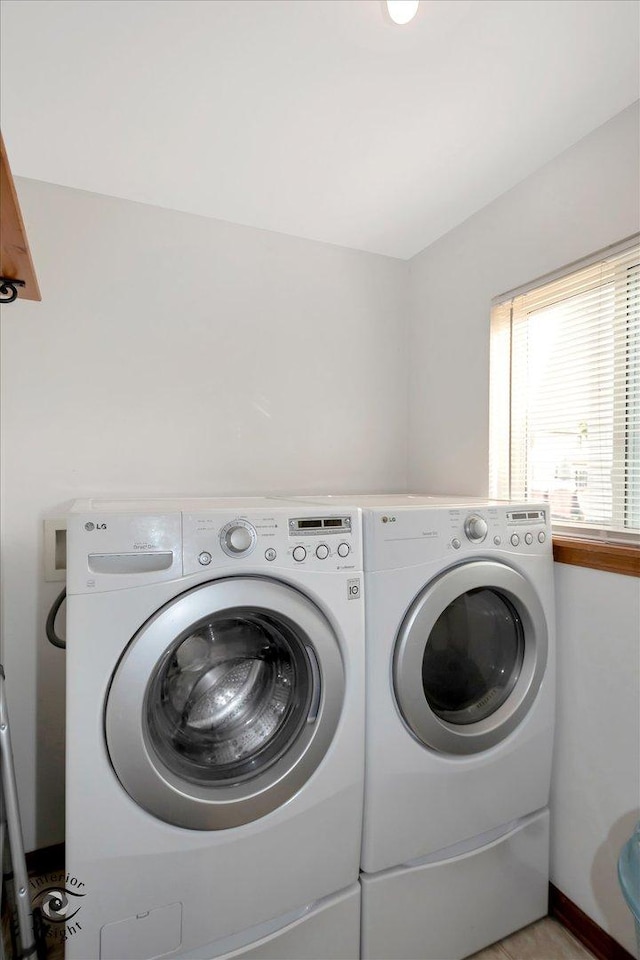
<box><xmin>64</xmin><ymin>498</ymin><xmax>364</xmax><ymax>960</ymax></box>
<box><xmin>288</xmin><ymin>494</ymin><xmax>556</xmax><ymax>960</ymax></box>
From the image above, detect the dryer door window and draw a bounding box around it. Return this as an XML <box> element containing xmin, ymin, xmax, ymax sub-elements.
<box><xmin>422</xmin><ymin>588</ymin><xmax>525</xmax><ymax>725</ymax></box>
<box><xmin>394</xmin><ymin>560</ymin><xmax>548</xmax><ymax>755</ymax></box>
<box><xmin>105</xmin><ymin>577</ymin><xmax>344</xmax><ymax>830</ymax></box>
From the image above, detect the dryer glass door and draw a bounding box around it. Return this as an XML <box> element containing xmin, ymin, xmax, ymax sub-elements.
<box><xmin>394</xmin><ymin>561</ymin><xmax>547</xmax><ymax>755</ymax></box>
<box><xmin>422</xmin><ymin>588</ymin><xmax>525</xmax><ymax>725</ymax></box>
<box><xmin>105</xmin><ymin>577</ymin><xmax>344</xmax><ymax>830</ymax></box>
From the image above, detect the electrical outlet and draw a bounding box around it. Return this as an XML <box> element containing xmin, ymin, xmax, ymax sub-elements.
<box><xmin>44</xmin><ymin>518</ymin><xmax>67</xmax><ymax>582</ymax></box>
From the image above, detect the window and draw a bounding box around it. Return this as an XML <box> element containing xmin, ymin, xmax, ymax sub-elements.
<box><xmin>489</xmin><ymin>238</ymin><xmax>640</xmax><ymax>545</ymax></box>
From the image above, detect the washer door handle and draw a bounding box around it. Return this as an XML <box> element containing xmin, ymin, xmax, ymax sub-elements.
<box><xmin>305</xmin><ymin>645</ymin><xmax>321</xmax><ymax>723</ymax></box>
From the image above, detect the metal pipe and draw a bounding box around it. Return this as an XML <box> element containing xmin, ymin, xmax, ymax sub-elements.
<box><xmin>0</xmin><ymin>665</ymin><xmax>37</xmax><ymax>959</ymax></box>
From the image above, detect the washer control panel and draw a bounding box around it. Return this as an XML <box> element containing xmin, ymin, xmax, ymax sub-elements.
<box><xmin>183</xmin><ymin>509</ymin><xmax>360</xmax><ymax>574</ymax></box>
<box><xmin>288</xmin><ymin>516</ymin><xmax>353</xmax><ymax>565</ymax></box>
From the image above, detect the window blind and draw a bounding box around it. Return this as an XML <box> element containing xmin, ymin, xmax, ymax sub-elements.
<box><xmin>489</xmin><ymin>238</ymin><xmax>640</xmax><ymax>542</ymax></box>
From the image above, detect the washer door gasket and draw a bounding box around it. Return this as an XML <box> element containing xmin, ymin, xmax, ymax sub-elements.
<box><xmin>393</xmin><ymin>561</ymin><xmax>548</xmax><ymax>755</ymax></box>
<box><xmin>105</xmin><ymin>577</ymin><xmax>344</xmax><ymax>830</ymax></box>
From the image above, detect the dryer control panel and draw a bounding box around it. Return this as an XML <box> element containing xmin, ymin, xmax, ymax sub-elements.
<box><xmin>452</xmin><ymin>506</ymin><xmax>549</xmax><ymax>552</ymax></box>
<box><xmin>364</xmin><ymin>501</ymin><xmax>551</xmax><ymax>571</ymax></box>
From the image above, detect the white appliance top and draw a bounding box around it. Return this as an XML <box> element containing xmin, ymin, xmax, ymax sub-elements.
<box><xmin>69</xmin><ymin>496</ymin><xmax>297</xmax><ymax>514</ymax></box>
<box><xmin>285</xmin><ymin>493</ymin><xmax>512</xmax><ymax>509</ymax></box>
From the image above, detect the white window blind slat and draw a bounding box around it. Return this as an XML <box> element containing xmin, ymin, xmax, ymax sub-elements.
<box><xmin>489</xmin><ymin>238</ymin><xmax>640</xmax><ymax>542</ymax></box>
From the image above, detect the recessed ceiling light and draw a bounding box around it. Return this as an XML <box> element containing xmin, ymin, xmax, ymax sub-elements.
<box><xmin>386</xmin><ymin>0</ymin><xmax>420</xmax><ymax>25</ymax></box>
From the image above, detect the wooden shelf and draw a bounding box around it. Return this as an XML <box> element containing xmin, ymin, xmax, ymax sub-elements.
<box><xmin>553</xmin><ymin>536</ymin><xmax>640</xmax><ymax>577</ymax></box>
<box><xmin>0</xmin><ymin>132</ymin><xmax>41</xmax><ymax>302</ymax></box>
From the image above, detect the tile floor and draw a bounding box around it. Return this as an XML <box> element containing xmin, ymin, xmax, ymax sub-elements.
<box><xmin>470</xmin><ymin>916</ymin><xmax>597</xmax><ymax>960</ymax></box>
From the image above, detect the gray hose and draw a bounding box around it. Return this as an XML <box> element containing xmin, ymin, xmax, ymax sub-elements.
<box><xmin>45</xmin><ymin>588</ymin><xmax>66</xmax><ymax>650</ymax></box>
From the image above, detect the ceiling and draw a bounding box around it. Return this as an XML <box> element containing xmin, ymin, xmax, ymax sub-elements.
<box><xmin>1</xmin><ymin>0</ymin><xmax>638</xmax><ymax>260</ymax></box>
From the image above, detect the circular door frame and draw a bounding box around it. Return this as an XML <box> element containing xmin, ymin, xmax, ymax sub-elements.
<box><xmin>393</xmin><ymin>560</ymin><xmax>548</xmax><ymax>755</ymax></box>
<box><xmin>105</xmin><ymin>577</ymin><xmax>345</xmax><ymax>830</ymax></box>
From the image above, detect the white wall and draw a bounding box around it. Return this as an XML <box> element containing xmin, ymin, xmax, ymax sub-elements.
<box><xmin>407</xmin><ymin>102</ymin><xmax>639</xmax><ymax>498</ymax></box>
<box><xmin>407</xmin><ymin>102</ymin><xmax>640</xmax><ymax>955</ymax></box>
<box><xmin>552</xmin><ymin>564</ymin><xmax>640</xmax><ymax>956</ymax></box>
<box><xmin>0</xmin><ymin>180</ymin><xmax>409</xmax><ymax>851</ymax></box>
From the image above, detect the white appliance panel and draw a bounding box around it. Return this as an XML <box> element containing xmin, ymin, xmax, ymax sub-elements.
<box><xmin>283</xmin><ymin>493</ymin><xmax>556</xmax><ymax>960</ymax></box>
<box><xmin>360</xmin><ymin>810</ymin><xmax>549</xmax><ymax>960</ymax></box>
<box><xmin>64</xmin><ymin>498</ymin><xmax>365</xmax><ymax>960</ymax></box>
<box><xmin>181</xmin><ymin>883</ymin><xmax>360</xmax><ymax>960</ymax></box>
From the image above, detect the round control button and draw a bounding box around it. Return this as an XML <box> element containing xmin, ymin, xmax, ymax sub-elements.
<box><xmin>198</xmin><ymin>551</ymin><xmax>212</xmax><ymax>566</ymax></box>
<box><xmin>316</xmin><ymin>544</ymin><xmax>330</xmax><ymax>560</ymax></box>
<box><xmin>265</xmin><ymin>548</ymin><xmax>277</xmax><ymax>561</ymax></box>
<box><xmin>229</xmin><ymin>526</ymin><xmax>252</xmax><ymax>552</ymax></box>
<box><xmin>510</xmin><ymin>534</ymin><xmax>520</xmax><ymax>547</ymax></box>
<box><xmin>538</xmin><ymin>532</ymin><xmax>546</xmax><ymax>543</ymax></box>
<box><xmin>293</xmin><ymin>546</ymin><xmax>307</xmax><ymax>562</ymax></box>
<box><xmin>464</xmin><ymin>514</ymin><xmax>488</xmax><ymax>543</ymax></box>
<box><xmin>337</xmin><ymin>542</ymin><xmax>350</xmax><ymax>558</ymax></box>
<box><xmin>525</xmin><ymin>532</ymin><xmax>534</xmax><ymax>545</ymax></box>
<box><xmin>493</xmin><ymin>535</ymin><xmax>502</xmax><ymax>546</ymax></box>
<box><xmin>220</xmin><ymin>519</ymin><xmax>257</xmax><ymax>558</ymax></box>
<box><xmin>451</xmin><ymin>538</ymin><xmax>461</xmax><ymax>550</ymax></box>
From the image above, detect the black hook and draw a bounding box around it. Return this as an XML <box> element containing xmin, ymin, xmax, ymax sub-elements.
<box><xmin>0</xmin><ymin>276</ymin><xmax>26</xmax><ymax>303</ymax></box>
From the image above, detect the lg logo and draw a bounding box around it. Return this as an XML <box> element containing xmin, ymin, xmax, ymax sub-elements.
<box><xmin>381</xmin><ymin>516</ymin><xmax>397</xmax><ymax>524</ymax></box>
<box><xmin>84</xmin><ymin>522</ymin><xmax>107</xmax><ymax>531</ymax></box>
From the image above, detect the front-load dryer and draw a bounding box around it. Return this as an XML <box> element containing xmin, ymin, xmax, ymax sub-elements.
<box><xmin>64</xmin><ymin>498</ymin><xmax>364</xmax><ymax>960</ymax></box>
<box><xmin>288</xmin><ymin>494</ymin><xmax>556</xmax><ymax>960</ymax></box>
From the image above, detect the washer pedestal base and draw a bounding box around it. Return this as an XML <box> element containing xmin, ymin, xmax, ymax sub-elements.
<box><xmin>179</xmin><ymin>882</ymin><xmax>360</xmax><ymax>960</ymax></box>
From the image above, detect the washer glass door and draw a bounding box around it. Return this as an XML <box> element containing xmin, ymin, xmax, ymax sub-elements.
<box><xmin>106</xmin><ymin>577</ymin><xmax>344</xmax><ymax>830</ymax></box>
<box><xmin>147</xmin><ymin>612</ymin><xmax>315</xmax><ymax>785</ymax></box>
<box><xmin>393</xmin><ymin>561</ymin><xmax>547</xmax><ymax>755</ymax></box>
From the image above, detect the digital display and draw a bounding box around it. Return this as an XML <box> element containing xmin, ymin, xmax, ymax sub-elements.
<box><xmin>290</xmin><ymin>516</ymin><xmax>350</xmax><ymax>535</ymax></box>
<box><xmin>507</xmin><ymin>509</ymin><xmax>545</xmax><ymax>523</ymax></box>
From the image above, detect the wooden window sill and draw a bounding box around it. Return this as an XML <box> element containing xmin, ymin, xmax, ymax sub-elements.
<box><xmin>552</xmin><ymin>536</ymin><xmax>640</xmax><ymax>578</ymax></box>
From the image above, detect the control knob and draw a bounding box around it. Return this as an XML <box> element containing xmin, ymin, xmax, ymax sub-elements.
<box><xmin>464</xmin><ymin>514</ymin><xmax>488</xmax><ymax>543</ymax></box>
<box><xmin>220</xmin><ymin>520</ymin><xmax>257</xmax><ymax>557</ymax></box>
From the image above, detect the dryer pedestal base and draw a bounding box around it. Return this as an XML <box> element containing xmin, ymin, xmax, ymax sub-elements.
<box><xmin>360</xmin><ymin>808</ymin><xmax>549</xmax><ymax>960</ymax></box>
